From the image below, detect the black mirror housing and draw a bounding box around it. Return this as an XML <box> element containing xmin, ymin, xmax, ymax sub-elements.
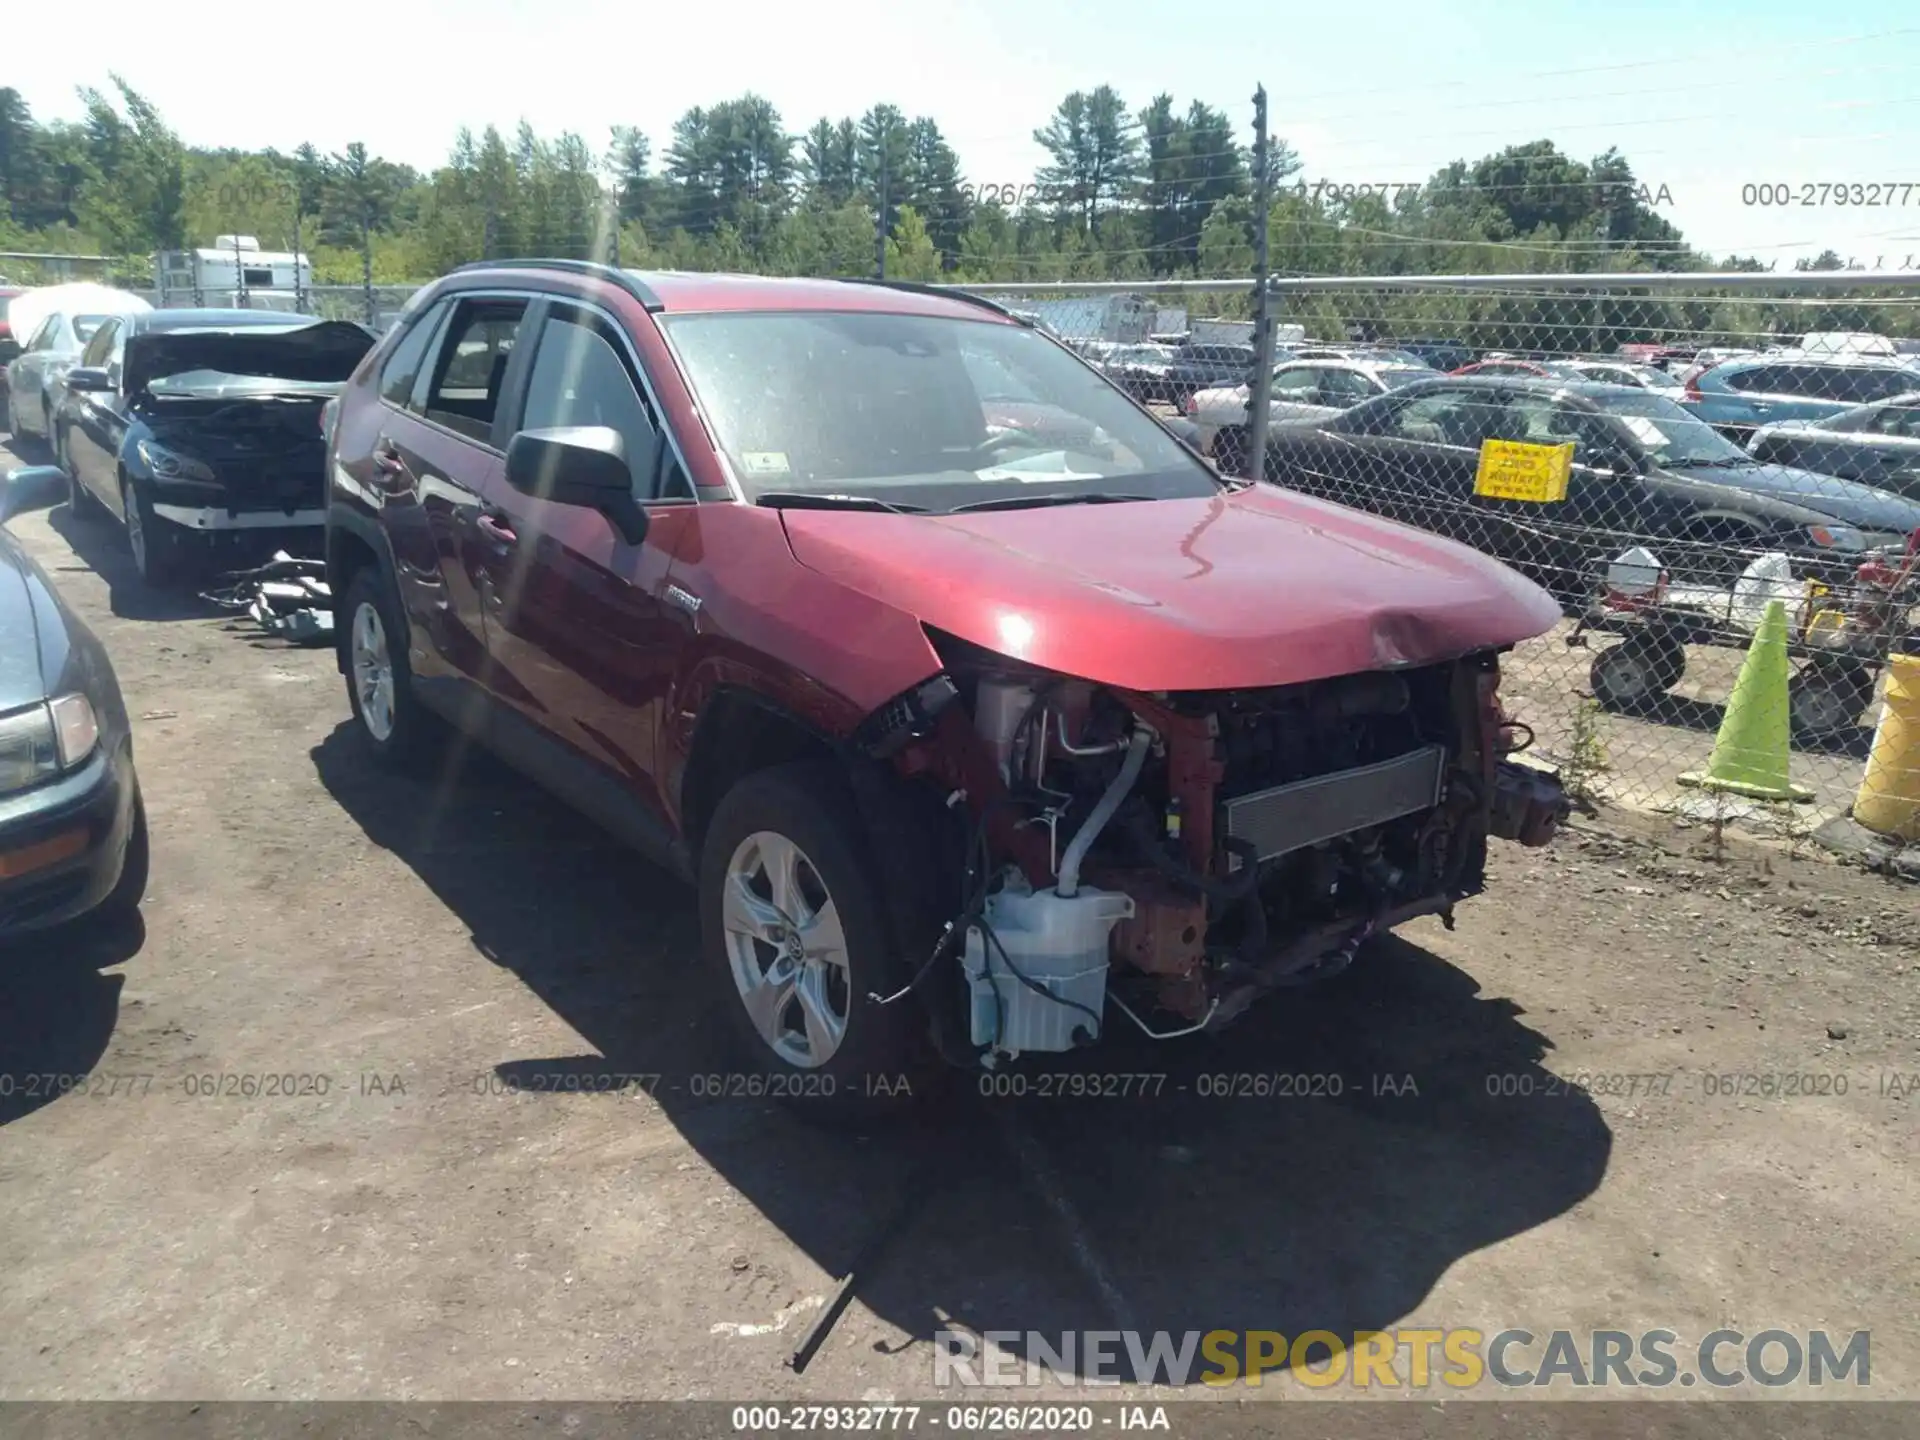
<box><xmin>65</xmin><ymin>366</ymin><xmax>112</xmax><ymax>393</ymax></box>
<box><xmin>504</xmin><ymin>426</ymin><xmax>649</xmax><ymax>545</ymax></box>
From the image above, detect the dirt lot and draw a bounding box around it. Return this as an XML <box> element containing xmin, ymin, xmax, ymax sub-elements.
<box><xmin>1</xmin><ymin>431</ymin><xmax>1917</xmax><ymax>1408</ymax></box>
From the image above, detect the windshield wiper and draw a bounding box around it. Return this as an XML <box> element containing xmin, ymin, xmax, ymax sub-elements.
<box><xmin>948</xmin><ymin>492</ymin><xmax>1154</xmax><ymax>514</ymax></box>
<box><xmin>756</xmin><ymin>491</ymin><xmax>926</xmax><ymax>514</ymax></box>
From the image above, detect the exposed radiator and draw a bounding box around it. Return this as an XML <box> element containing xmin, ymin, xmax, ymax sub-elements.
<box><xmin>1223</xmin><ymin>744</ymin><xmax>1447</xmax><ymax>860</ymax></box>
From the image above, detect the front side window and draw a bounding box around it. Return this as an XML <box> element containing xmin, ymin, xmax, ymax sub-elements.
<box><xmin>1841</xmin><ymin>368</ymin><xmax>1919</xmax><ymax>404</ymax></box>
<box><xmin>1320</xmin><ymin>369</ymin><xmax>1380</xmax><ymax>403</ymax></box>
<box><xmin>423</xmin><ymin>298</ymin><xmax>527</xmax><ymax>443</ymax></box>
<box><xmin>660</xmin><ymin>310</ymin><xmax>1217</xmax><ymax>510</ymax></box>
<box><xmin>1271</xmin><ymin>366</ymin><xmax>1322</xmax><ymax>398</ymax></box>
<box><xmin>519</xmin><ymin>310</ymin><xmax>667</xmax><ymax>499</ymax></box>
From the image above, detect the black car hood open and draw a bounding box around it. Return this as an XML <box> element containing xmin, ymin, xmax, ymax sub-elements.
<box><xmin>124</xmin><ymin>321</ymin><xmax>375</xmax><ymax>397</ymax></box>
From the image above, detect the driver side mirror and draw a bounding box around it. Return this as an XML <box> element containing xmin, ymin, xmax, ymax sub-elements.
<box><xmin>65</xmin><ymin>366</ymin><xmax>112</xmax><ymax>393</ymax></box>
<box><xmin>503</xmin><ymin>425</ymin><xmax>649</xmax><ymax>546</ymax></box>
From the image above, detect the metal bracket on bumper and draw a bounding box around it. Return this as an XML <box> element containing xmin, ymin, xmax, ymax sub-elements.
<box><xmin>1489</xmin><ymin>760</ymin><xmax>1570</xmax><ymax>847</ymax></box>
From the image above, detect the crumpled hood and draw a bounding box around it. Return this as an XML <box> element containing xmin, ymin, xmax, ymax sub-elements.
<box><xmin>125</xmin><ymin>320</ymin><xmax>374</xmax><ymax>397</ymax></box>
<box><xmin>780</xmin><ymin>487</ymin><xmax>1562</xmax><ymax>691</ymax></box>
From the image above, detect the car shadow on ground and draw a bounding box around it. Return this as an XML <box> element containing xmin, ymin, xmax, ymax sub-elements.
<box><xmin>0</xmin><ymin>911</ymin><xmax>143</xmax><ymax>1129</ymax></box>
<box><xmin>312</xmin><ymin>722</ymin><xmax>1612</xmax><ymax>1385</ymax></box>
<box><xmin>3</xmin><ymin>434</ymin><xmax>218</xmax><ymax>622</ymax></box>
<box><xmin>41</xmin><ymin>505</ymin><xmax>221</xmax><ymax>623</ymax></box>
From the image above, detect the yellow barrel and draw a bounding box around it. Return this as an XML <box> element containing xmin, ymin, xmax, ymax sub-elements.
<box><xmin>1854</xmin><ymin>653</ymin><xmax>1920</xmax><ymax>840</ymax></box>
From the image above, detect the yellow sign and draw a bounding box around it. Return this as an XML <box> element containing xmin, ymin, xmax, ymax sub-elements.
<box><xmin>1474</xmin><ymin>439</ymin><xmax>1573</xmax><ymax>502</ymax></box>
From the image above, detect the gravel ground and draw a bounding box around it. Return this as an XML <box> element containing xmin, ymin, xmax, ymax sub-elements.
<box><xmin>1</xmin><ymin>432</ymin><xmax>1916</xmax><ymax>1411</ymax></box>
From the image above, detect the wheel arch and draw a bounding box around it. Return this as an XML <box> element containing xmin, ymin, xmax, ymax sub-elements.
<box><xmin>678</xmin><ymin>688</ymin><xmax>843</xmax><ymax>861</ymax></box>
<box><xmin>327</xmin><ymin>509</ymin><xmax>398</xmax><ymax>676</ymax></box>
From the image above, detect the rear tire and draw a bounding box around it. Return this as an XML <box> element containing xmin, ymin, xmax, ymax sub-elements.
<box><xmin>341</xmin><ymin>566</ymin><xmax>437</xmax><ymax>768</ymax></box>
<box><xmin>699</xmin><ymin>761</ymin><xmax>939</xmax><ymax>1117</ymax></box>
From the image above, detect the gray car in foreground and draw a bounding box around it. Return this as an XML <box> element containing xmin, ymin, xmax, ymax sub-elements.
<box><xmin>0</xmin><ymin>469</ymin><xmax>146</xmax><ymax>935</ymax></box>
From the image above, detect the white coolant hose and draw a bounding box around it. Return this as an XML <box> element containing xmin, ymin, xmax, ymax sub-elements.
<box><xmin>1054</xmin><ymin>723</ymin><xmax>1154</xmax><ymax>898</ymax></box>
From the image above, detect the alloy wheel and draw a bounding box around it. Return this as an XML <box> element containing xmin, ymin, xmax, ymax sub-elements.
<box><xmin>351</xmin><ymin>600</ymin><xmax>397</xmax><ymax>742</ymax></box>
<box><xmin>720</xmin><ymin>831</ymin><xmax>852</xmax><ymax>1068</ymax></box>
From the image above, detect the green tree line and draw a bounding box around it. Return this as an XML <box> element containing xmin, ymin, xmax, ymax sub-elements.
<box><xmin>4</xmin><ymin>76</ymin><xmax>1752</xmax><ymax>291</ymax></box>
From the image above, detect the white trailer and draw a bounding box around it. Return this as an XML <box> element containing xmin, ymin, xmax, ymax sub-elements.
<box><xmin>154</xmin><ymin>236</ymin><xmax>312</xmax><ymax>309</ymax></box>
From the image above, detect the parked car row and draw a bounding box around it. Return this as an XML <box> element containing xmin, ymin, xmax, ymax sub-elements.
<box><xmin>6</xmin><ymin>293</ymin><xmax>376</xmax><ymax>586</ymax></box>
<box><xmin>1244</xmin><ymin>373</ymin><xmax>1920</xmax><ymax>611</ymax></box>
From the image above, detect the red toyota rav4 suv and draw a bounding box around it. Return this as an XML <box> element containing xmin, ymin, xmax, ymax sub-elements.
<box><xmin>326</xmin><ymin>260</ymin><xmax>1567</xmax><ymax>1104</ymax></box>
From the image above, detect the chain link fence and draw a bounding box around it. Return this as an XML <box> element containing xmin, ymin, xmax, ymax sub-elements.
<box><xmin>966</xmin><ymin>274</ymin><xmax>1920</xmax><ymax>845</ymax></box>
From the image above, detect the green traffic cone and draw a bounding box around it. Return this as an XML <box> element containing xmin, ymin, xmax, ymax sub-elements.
<box><xmin>1679</xmin><ymin>598</ymin><xmax>1813</xmax><ymax>802</ymax></box>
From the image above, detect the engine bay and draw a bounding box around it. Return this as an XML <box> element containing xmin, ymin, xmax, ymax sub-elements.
<box><xmin>869</xmin><ymin>631</ymin><xmax>1567</xmax><ymax>1063</ymax></box>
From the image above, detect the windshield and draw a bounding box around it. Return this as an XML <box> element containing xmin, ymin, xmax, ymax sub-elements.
<box><xmin>1599</xmin><ymin>390</ymin><xmax>1752</xmax><ymax>467</ymax></box>
<box><xmin>660</xmin><ymin>310</ymin><xmax>1219</xmax><ymax>509</ymax></box>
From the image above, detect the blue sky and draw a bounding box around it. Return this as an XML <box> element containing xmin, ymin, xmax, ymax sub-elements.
<box><xmin>11</xmin><ymin>0</ymin><xmax>1920</xmax><ymax>268</ymax></box>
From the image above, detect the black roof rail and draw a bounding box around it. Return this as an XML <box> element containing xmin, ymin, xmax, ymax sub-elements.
<box><xmin>447</xmin><ymin>258</ymin><xmax>664</xmax><ymax>312</ymax></box>
<box><xmin>839</xmin><ymin>277</ymin><xmax>1032</xmax><ymax>325</ymax></box>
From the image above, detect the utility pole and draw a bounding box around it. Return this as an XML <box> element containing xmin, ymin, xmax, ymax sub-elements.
<box><xmin>234</xmin><ymin>232</ymin><xmax>249</xmax><ymax>308</ymax></box>
<box><xmin>1244</xmin><ymin>85</ymin><xmax>1277</xmax><ymax>481</ymax></box>
<box><xmin>876</xmin><ymin>149</ymin><xmax>889</xmax><ymax>280</ymax></box>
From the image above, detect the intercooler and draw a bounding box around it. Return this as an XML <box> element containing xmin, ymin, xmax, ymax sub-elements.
<box><xmin>1222</xmin><ymin>744</ymin><xmax>1447</xmax><ymax>861</ymax></box>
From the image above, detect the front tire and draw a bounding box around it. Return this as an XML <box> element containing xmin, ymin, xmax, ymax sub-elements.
<box><xmin>700</xmin><ymin>761</ymin><xmax>937</xmax><ymax>1114</ymax></box>
<box><xmin>341</xmin><ymin>567</ymin><xmax>437</xmax><ymax>768</ymax></box>
<box><xmin>122</xmin><ymin>477</ymin><xmax>195</xmax><ymax>587</ymax></box>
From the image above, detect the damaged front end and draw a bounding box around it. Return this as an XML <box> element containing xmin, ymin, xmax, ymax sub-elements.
<box><xmin>861</xmin><ymin>633</ymin><xmax>1568</xmax><ymax>1062</ymax></box>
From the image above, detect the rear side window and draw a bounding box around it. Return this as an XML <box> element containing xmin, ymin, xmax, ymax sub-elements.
<box><xmin>422</xmin><ymin>298</ymin><xmax>528</xmax><ymax>443</ymax></box>
<box><xmin>78</xmin><ymin>319</ymin><xmax>119</xmax><ymax>368</ymax></box>
<box><xmin>518</xmin><ymin>309</ymin><xmax>664</xmax><ymax>498</ymax></box>
<box><xmin>1725</xmin><ymin>366</ymin><xmax>1777</xmax><ymax>392</ymax></box>
<box><xmin>378</xmin><ymin>301</ymin><xmax>447</xmax><ymax>409</ymax></box>
<box><xmin>1320</xmin><ymin>369</ymin><xmax>1378</xmax><ymax>403</ymax></box>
